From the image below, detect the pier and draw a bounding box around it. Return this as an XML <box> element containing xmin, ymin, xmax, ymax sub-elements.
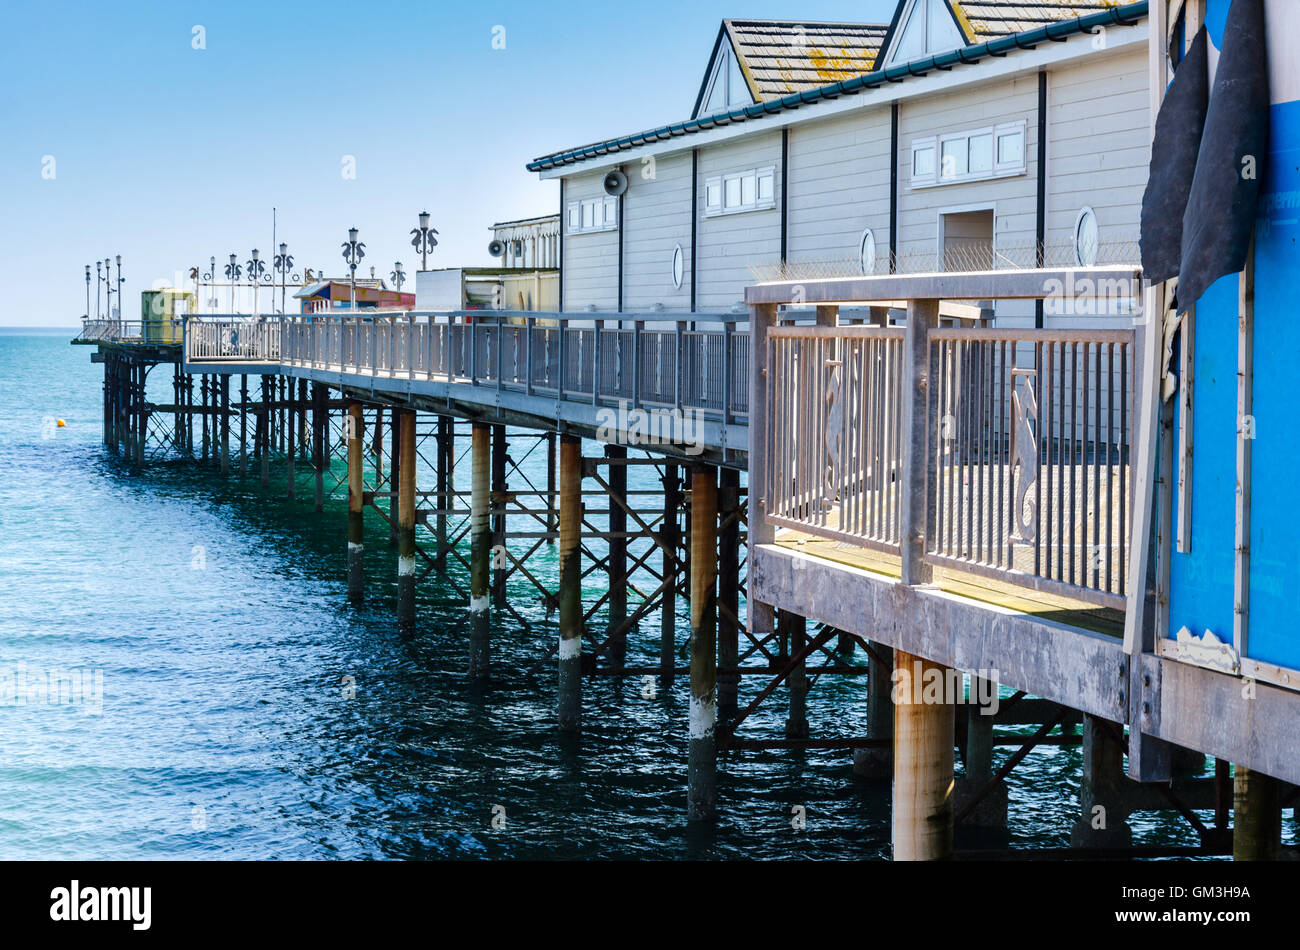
<box><xmin>70</xmin><ymin>261</ymin><xmax>1297</xmax><ymax>858</ymax></box>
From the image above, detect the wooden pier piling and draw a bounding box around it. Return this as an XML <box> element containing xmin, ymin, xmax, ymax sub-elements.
<box><xmin>854</xmin><ymin>641</ymin><xmax>894</xmax><ymax>779</ymax></box>
<box><xmin>1070</xmin><ymin>715</ymin><xmax>1133</xmax><ymax>848</ymax></box>
<box><xmin>660</xmin><ymin>462</ymin><xmax>680</xmax><ymax>687</ymax></box>
<box><xmin>491</xmin><ymin>424</ymin><xmax>507</xmax><ymax>607</ymax></box>
<box><xmin>1233</xmin><ymin>766</ymin><xmax>1280</xmax><ymax>861</ymax></box>
<box><xmin>687</xmin><ymin>464</ymin><xmax>718</xmax><ymax>823</ymax></box>
<box><xmin>606</xmin><ymin>444</ymin><xmax>628</xmax><ymax>669</ymax></box>
<box><xmin>717</xmin><ymin>467</ymin><xmax>740</xmax><ymax>718</ymax></box>
<box><xmin>782</xmin><ymin>610</ymin><xmax>809</xmax><ymax>740</ymax></box>
<box><xmin>347</xmin><ymin>401</ymin><xmax>365</xmax><ymax>603</ymax></box>
<box><xmin>397</xmin><ymin>409</ymin><xmax>417</xmax><ymax>636</ymax></box>
<box><xmin>435</xmin><ymin>416</ymin><xmax>452</xmax><ymax>572</ymax></box>
<box><xmin>891</xmin><ymin>650</ymin><xmax>954</xmax><ymax>860</ymax></box>
<box><xmin>311</xmin><ymin>383</ymin><xmax>325</xmax><ymax>511</ymax></box>
<box><xmin>469</xmin><ymin>422</ymin><xmax>492</xmax><ymax>680</ymax></box>
<box><xmin>557</xmin><ymin>434</ymin><xmax>583</xmax><ymax>730</ymax></box>
<box><xmin>219</xmin><ymin>376</ymin><xmax>230</xmax><ymax>475</ymax></box>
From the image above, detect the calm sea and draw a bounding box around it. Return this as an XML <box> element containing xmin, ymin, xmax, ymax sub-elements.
<box><xmin>0</xmin><ymin>328</ymin><xmax>1239</xmax><ymax>859</ymax></box>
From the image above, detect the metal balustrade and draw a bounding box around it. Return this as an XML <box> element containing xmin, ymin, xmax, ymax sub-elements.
<box><xmin>765</xmin><ymin>326</ymin><xmax>907</xmax><ymax>553</ymax></box>
<box><xmin>749</xmin><ymin>266</ymin><xmax>1145</xmax><ymax>611</ymax></box>
<box><xmin>185</xmin><ymin>311</ymin><xmax>750</xmax><ymax>423</ymax></box>
<box><xmin>925</xmin><ymin>328</ymin><xmax>1134</xmax><ymax>608</ymax></box>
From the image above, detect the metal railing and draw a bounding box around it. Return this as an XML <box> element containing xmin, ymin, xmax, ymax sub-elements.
<box><xmin>765</xmin><ymin>326</ymin><xmax>906</xmax><ymax>553</ymax></box>
<box><xmin>185</xmin><ymin>311</ymin><xmax>750</xmax><ymax>421</ymax></box>
<box><xmin>186</xmin><ymin>318</ymin><xmax>281</xmax><ymax>361</ymax></box>
<box><xmin>75</xmin><ymin>319</ymin><xmax>145</xmax><ymax>343</ymax></box>
<box><xmin>751</xmin><ymin>266</ymin><xmax>1144</xmax><ymax>612</ymax></box>
<box><xmin>925</xmin><ymin>328</ymin><xmax>1134</xmax><ymax>608</ymax></box>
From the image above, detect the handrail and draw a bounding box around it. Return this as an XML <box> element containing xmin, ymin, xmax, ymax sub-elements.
<box><xmin>182</xmin><ymin>310</ymin><xmax>754</xmax><ymax>424</ymax></box>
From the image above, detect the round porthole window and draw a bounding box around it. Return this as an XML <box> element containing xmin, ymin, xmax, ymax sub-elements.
<box><xmin>858</xmin><ymin>228</ymin><xmax>877</xmax><ymax>275</ymax></box>
<box><xmin>1074</xmin><ymin>207</ymin><xmax>1099</xmax><ymax>267</ymax></box>
<box><xmin>672</xmin><ymin>243</ymin><xmax>684</xmax><ymax>290</ymax></box>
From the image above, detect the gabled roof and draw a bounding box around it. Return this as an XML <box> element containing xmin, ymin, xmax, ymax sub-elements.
<box><xmin>527</xmin><ymin>1</ymin><xmax>1147</xmax><ymax>172</ymax></box>
<box><xmin>878</xmin><ymin>0</ymin><xmax>1123</xmax><ymax>67</ymax></box>
<box><xmin>724</xmin><ymin>20</ymin><xmax>889</xmax><ymax>100</ymax></box>
<box><xmin>953</xmin><ymin>1</ymin><xmax>1130</xmax><ymax>40</ymax></box>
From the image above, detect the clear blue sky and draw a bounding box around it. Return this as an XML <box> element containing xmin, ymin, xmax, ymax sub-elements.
<box><xmin>1</xmin><ymin>0</ymin><xmax>900</xmax><ymax>325</ymax></box>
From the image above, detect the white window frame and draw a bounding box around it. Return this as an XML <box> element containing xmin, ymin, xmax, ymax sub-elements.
<box><xmin>566</xmin><ymin>196</ymin><xmax>619</xmax><ymax>235</ymax></box>
<box><xmin>703</xmin><ymin>165</ymin><xmax>776</xmax><ymax>217</ymax></box>
<box><xmin>910</xmin><ymin>120</ymin><xmax>1027</xmax><ymax>189</ymax></box>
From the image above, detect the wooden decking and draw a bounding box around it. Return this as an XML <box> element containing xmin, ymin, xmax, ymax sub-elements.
<box><xmin>772</xmin><ymin>529</ymin><xmax>1125</xmax><ymax>638</ymax></box>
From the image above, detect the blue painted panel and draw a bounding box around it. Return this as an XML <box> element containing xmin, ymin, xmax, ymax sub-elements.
<box><xmin>1166</xmin><ymin>0</ymin><xmax>1300</xmax><ymax>670</ymax></box>
<box><xmin>1167</xmin><ymin>274</ymin><xmax>1238</xmax><ymax>643</ymax></box>
<box><xmin>1244</xmin><ymin>97</ymin><xmax>1300</xmax><ymax>668</ymax></box>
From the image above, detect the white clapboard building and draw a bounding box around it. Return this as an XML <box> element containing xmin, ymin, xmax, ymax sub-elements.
<box><xmin>529</xmin><ymin>0</ymin><xmax>1151</xmax><ymax>326</ymax></box>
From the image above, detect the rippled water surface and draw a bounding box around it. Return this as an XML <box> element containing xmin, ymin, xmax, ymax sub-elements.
<box><xmin>0</xmin><ymin>329</ymin><xmax>1260</xmax><ymax>859</ymax></box>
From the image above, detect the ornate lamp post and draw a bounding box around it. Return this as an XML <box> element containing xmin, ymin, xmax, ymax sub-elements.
<box><xmin>224</xmin><ymin>254</ymin><xmax>243</xmax><ymax>312</ymax></box>
<box><xmin>115</xmin><ymin>255</ymin><xmax>123</xmax><ymax>320</ymax></box>
<box><xmin>410</xmin><ymin>211</ymin><xmax>438</xmax><ymax>271</ymax></box>
<box><xmin>273</xmin><ymin>242</ymin><xmax>296</xmax><ymax>314</ymax></box>
<box><xmin>200</xmin><ymin>256</ymin><xmax>217</xmax><ymax>312</ymax></box>
<box><xmin>103</xmin><ymin>258</ymin><xmax>114</xmax><ymax>320</ymax></box>
<box><xmin>247</xmin><ymin>249</ymin><xmax>269</xmax><ymax>317</ymax></box>
<box><xmin>85</xmin><ymin>265</ymin><xmax>91</xmax><ymax>318</ymax></box>
<box><xmin>95</xmin><ymin>260</ymin><xmax>103</xmax><ymax>319</ymax></box>
<box><xmin>341</xmin><ymin>227</ymin><xmax>365</xmax><ymax>310</ymax></box>
<box><xmin>390</xmin><ymin>261</ymin><xmax>406</xmax><ymax>292</ymax></box>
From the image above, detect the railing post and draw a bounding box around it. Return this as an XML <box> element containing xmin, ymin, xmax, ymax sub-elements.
<box><xmin>722</xmin><ymin>320</ymin><xmax>733</xmax><ymax>424</ymax></box>
<box><xmin>674</xmin><ymin>321</ymin><xmax>684</xmax><ymax>412</ymax></box>
<box><xmin>470</xmin><ymin>316</ymin><xmax>479</xmax><ymax>384</ymax></box>
<box><xmin>900</xmin><ymin>298</ymin><xmax>939</xmax><ymax>586</ymax></box>
<box><xmin>557</xmin><ymin>316</ymin><xmax>568</xmax><ymax>398</ymax></box>
<box><xmin>592</xmin><ymin>319</ymin><xmax>603</xmax><ymax>406</ymax></box>
<box><xmin>495</xmin><ymin>314</ymin><xmax>504</xmax><ymax>393</ymax></box>
<box><xmin>747</xmin><ymin>301</ymin><xmax>778</xmax><ymax>643</ymax></box>
<box><xmin>426</xmin><ymin>314</ymin><xmax>434</xmax><ymax>380</ymax></box>
<box><xmin>526</xmin><ymin>316</ymin><xmax>535</xmax><ymax>397</ymax></box>
<box><xmin>632</xmin><ymin>319</ymin><xmax>643</xmax><ymax>410</ymax></box>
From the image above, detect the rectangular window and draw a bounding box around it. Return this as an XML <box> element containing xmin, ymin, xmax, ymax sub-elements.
<box><xmin>912</xmin><ymin>139</ymin><xmax>936</xmax><ymax>181</ymax></box>
<box><xmin>703</xmin><ymin>165</ymin><xmax>777</xmax><ymax>217</ymax></box>
<box><xmin>994</xmin><ymin>122</ymin><xmax>1026</xmax><ymax>173</ymax></box>
<box><xmin>911</xmin><ymin>120</ymin><xmax>1028</xmax><ymax>187</ymax></box>
<box><xmin>567</xmin><ymin>196</ymin><xmax>619</xmax><ymax>235</ymax></box>
<box><xmin>940</xmin><ymin>136</ymin><xmax>967</xmax><ymax>179</ymax></box>
<box><xmin>968</xmin><ymin>132</ymin><xmax>993</xmax><ymax>175</ymax></box>
<box><xmin>705</xmin><ymin>180</ymin><xmax>722</xmax><ymax>212</ymax></box>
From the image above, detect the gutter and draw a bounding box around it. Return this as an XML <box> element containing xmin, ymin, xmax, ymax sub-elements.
<box><xmin>526</xmin><ymin>1</ymin><xmax>1147</xmax><ymax>172</ymax></box>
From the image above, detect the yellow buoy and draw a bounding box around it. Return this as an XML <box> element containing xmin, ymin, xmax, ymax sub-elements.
<box><xmin>56</xmin><ymin>419</ymin><xmax>66</xmax><ymax>427</ymax></box>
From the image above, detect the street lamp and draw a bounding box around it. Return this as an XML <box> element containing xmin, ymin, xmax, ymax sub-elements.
<box><xmin>200</xmin><ymin>256</ymin><xmax>217</xmax><ymax>312</ymax></box>
<box><xmin>341</xmin><ymin>227</ymin><xmax>365</xmax><ymax>310</ymax></box>
<box><xmin>225</xmin><ymin>253</ymin><xmax>243</xmax><ymax>312</ymax></box>
<box><xmin>95</xmin><ymin>260</ymin><xmax>103</xmax><ymax>319</ymax></box>
<box><xmin>410</xmin><ymin>211</ymin><xmax>438</xmax><ymax>271</ymax></box>
<box><xmin>390</xmin><ymin>261</ymin><xmax>406</xmax><ymax>291</ymax></box>
<box><xmin>247</xmin><ymin>249</ymin><xmax>268</xmax><ymax>317</ymax></box>
<box><xmin>85</xmin><ymin>265</ymin><xmax>91</xmax><ymax>318</ymax></box>
<box><xmin>104</xmin><ymin>258</ymin><xmax>114</xmax><ymax>320</ymax></box>
<box><xmin>273</xmin><ymin>242</ymin><xmax>296</xmax><ymax>314</ymax></box>
<box><xmin>115</xmin><ymin>255</ymin><xmax>123</xmax><ymax>321</ymax></box>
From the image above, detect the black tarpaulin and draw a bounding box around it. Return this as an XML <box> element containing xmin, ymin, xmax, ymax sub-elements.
<box><xmin>1177</xmin><ymin>0</ymin><xmax>1270</xmax><ymax>312</ymax></box>
<box><xmin>1140</xmin><ymin>26</ymin><xmax>1209</xmax><ymax>284</ymax></box>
